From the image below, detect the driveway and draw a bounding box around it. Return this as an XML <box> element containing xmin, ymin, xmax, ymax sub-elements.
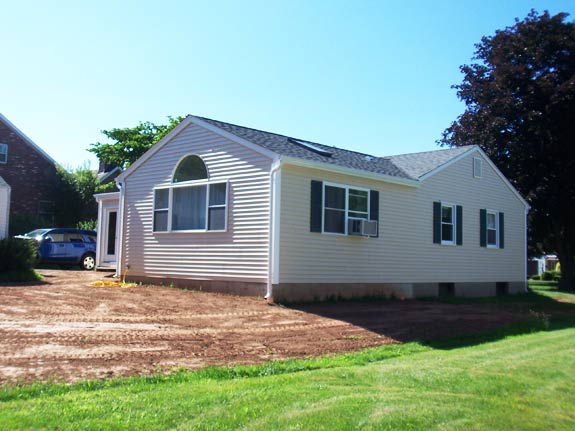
<box><xmin>0</xmin><ymin>270</ymin><xmax>523</xmax><ymax>383</ymax></box>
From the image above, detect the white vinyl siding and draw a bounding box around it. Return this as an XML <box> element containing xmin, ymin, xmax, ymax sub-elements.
<box><xmin>122</xmin><ymin>122</ymin><xmax>273</xmax><ymax>283</ymax></box>
<box><xmin>278</xmin><ymin>151</ymin><xmax>526</xmax><ymax>284</ymax></box>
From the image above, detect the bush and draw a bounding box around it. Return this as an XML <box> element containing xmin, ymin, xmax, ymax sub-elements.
<box><xmin>541</xmin><ymin>271</ymin><xmax>554</xmax><ymax>281</ymax></box>
<box><xmin>77</xmin><ymin>220</ymin><xmax>97</xmax><ymax>231</ymax></box>
<box><xmin>531</xmin><ymin>275</ymin><xmax>541</xmax><ymax>280</ymax></box>
<box><xmin>0</xmin><ymin>238</ymin><xmax>38</xmax><ymax>272</ymax></box>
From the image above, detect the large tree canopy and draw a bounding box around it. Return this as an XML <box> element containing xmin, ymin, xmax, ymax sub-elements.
<box><xmin>88</xmin><ymin>116</ymin><xmax>184</xmax><ymax>169</ymax></box>
<box><xmin>440</xmin><ymin>10</ymin><xmax>575</xmax><ymax>289</ymax></box>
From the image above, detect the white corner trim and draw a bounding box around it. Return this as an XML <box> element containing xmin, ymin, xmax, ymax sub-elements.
<box><xmin>0</xmin><ymin>113</ymin><xmax>57</xmax><ymax>165</ymax></box>
<box><xmin>281</xmin><ymin>156</ymin><xmax>420</xmax><ymax>188</ymax></box>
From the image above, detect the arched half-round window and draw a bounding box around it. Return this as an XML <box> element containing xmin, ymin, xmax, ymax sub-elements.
<box><xmin>173</xmin><ymin>155</ymin><xmax>208</xmax><ymax>183</ymax></box>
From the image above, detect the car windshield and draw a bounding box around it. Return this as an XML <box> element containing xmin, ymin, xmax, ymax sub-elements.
<box><xmin>24</xmin><ymin>229</ymin><xmax>51</xmax><ymax>238</ymax></box>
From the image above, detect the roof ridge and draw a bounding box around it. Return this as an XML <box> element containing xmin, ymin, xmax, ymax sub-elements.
<box><xmin>194</xmin><ymin>115</ymin><xmax>382</xmax><ymax>157</ymax></box>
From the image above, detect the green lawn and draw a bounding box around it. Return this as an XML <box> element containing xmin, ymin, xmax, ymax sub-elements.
<box><xmin>1</xmin><ymin>284</ymin><xmax>574</xmax><ymax>431</ymax></box>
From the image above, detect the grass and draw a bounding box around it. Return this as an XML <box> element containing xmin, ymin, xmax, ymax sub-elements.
<box><xmin>0</xmin><ymin>269</ymin><xmax>43</xmax><ymax>283</ymax></box>
<box><xmin>0</xmin><ymin>283</ymin><xmax>574</xmax><ymax>430</ymax></box>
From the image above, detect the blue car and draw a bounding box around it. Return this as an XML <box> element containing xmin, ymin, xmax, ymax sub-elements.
<box><xmin>15</xmin><ymin>228</ymin><xmax>97</xmax><ymax>270</ymax></box>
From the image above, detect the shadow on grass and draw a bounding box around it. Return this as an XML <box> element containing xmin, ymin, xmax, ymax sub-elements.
<box><xmin>288</xmin><ymin>286</ymin><xmax>575</xmax><ymax>349</ymax></box>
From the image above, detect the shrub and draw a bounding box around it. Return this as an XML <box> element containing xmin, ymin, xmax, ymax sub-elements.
<box><xmin>541</xmin><ymin>271</ymin><xmax>554</xmax><ymax>281</ymax></box>
<box><xmin>77</xmin><ymin>219</ymin><xmax>97</xmax><ymax>231</ymax></box>
<box><xmin>0</xmin><ymin>238</ymin><xmax>38</xmax><ymax>272</ymax></box>
<box><xmin>531</xmin><ymin>275</ymin><xmax>541</xmax><ymax>280</ymax></box>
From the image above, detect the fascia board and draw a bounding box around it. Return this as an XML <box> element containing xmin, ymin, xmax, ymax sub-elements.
<box><xmin>0</xmin><ymin>113</ymin><xmax>57</xmax><ymax>165</ymax></box>
<box><xmin>281</xmin><ymin>156</ymin><xmax>420</xmax><ymax>188</ymax></box>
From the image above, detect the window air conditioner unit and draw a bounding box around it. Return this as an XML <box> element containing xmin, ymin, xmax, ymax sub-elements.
<box><xmin>361</xmin><ymin>219</ymin><xmax>378</xmax><ymax>237</ymax></box>
<box><xmin>348</xmin><ymin>219</ymin><xmax>378</xmax><ymax>237</ymax></box>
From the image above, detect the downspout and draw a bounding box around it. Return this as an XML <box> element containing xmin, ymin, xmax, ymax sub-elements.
<box><xmin>115</xmin><ymin>180</ymin><xmax>125</xmax><ymax>279</ymax></box>
<box><xmin>524</xmin><ymin>206</ymin><xmax>529</xmax><ymax>292</ymax></box>
<box><xmin>266</xmin><ymin>158</ymin><xmax>282</xmax><ymax>302</ymax></box>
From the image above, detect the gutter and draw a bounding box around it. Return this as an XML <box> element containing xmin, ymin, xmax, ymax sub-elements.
<box><xmin>266</xmin><ymin>157</ymin><xmax>282</xmax><ymax>302</ymax></box>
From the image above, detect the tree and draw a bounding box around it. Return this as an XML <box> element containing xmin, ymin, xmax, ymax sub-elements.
<box><xmin>440</xmin><ymin>10</ymin><xmax>575</xmax><ymax>290</ymax></box>
<box><xmin>55</xmin><ymin>165</ymin><xmax>99</xmax><ymax>226</ymax></box>
<box><xmin>88</xmin><ymin>116</ymin><xmax>184</xmax><ymax>169</ymax></box>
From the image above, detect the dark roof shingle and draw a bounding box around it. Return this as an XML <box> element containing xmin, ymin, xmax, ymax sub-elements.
<box><xmin>195</xmin><ymin>116</ymin><xmax>474</xmax><ymax>181</ymax></box>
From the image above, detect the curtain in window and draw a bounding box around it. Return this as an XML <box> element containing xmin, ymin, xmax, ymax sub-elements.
<box><xmin>172</xmin><ymin>185</ymin><xmax>206</xmax><ymax>230</ymax></box>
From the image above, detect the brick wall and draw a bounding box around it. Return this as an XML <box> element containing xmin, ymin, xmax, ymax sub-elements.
<box><xmin>0</xmin><ymin>118</ymin><xmax>61</xmax><ymax>225</ymax></box>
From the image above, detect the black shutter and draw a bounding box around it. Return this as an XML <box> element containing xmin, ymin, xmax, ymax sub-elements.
<box><xmin>310</xmin><ymin>180</ymin><xmax>323</xmax><ymax>232</ymax></box>
<box><xmin>480</xmin><ymin>209</ymin><xmax>487</xmax><ymax>247</ymax></box>
<box><xmin>370</xmin><ymin>190</ymin><xmax>379</xmax><ymax>238</ymax></box>
<box><xmin>499</xmin><ymin>212</ymin><xmax>505</xmax><ymax>249</ymax></box>
<box><xmin>456</xmin><ymin>205</ymin><xmax>463</xmax><ymax>246</ymax></box>
<box><xmin>433</xmin><ymin>201</ymin><xmax>441</xmax><ymax>244</ymax></box>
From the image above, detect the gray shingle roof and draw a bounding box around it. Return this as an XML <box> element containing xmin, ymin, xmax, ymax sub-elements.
<box><xmin>194</xmin><ymin>116</ymin><xmax>474</xmax><ymax>181</ymax></box>
<box><xmin>385</xmin><ymin>146</ymin><xmax>475</xmax><ymax>179</ymax></box>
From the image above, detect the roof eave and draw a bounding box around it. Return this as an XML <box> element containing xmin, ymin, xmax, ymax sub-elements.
<box><xmin>280</xmin><ymin>156</ymin><xmax>420</xmax><ymax>188</ymax></box>
<box><xmin>0</xmin><ymin>113</ymin><xmax>57</xmax><ymax>165</ymax></box>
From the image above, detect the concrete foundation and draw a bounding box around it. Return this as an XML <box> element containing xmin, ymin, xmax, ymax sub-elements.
<box><xmin>272</xmin><ymin>281</ymin><xmax>528</xmax><ymax>303</ymax></box>
<box><xmin>126</xmin><ymin>275</ymin><xmax>267</xmax><ymax>298</ymax></box>
<box><xmin>124</xmin><ymin>275</ymin><xmax>527</xmax><ymax>303</ymax></box>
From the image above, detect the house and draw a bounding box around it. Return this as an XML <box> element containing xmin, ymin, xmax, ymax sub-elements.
<box><xmin>95</xmin><ymin>115</ymin><xmax>529</xmax><ymax>302</ymax></box>
<box><xmin>0</xmin><ymin>113</ymin><xmax>61</xmax><ymax>234</ymax></box>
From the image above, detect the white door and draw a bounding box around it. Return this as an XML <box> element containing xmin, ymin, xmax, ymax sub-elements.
<box><xmin>103</xmin><ymin>209</ymin><xmax>118</xmax><ymax>264</ymax></box>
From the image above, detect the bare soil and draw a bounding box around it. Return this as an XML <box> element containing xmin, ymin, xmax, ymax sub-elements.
<box><xmin>0</xmin><ymin>270</ymin><xmax>524</xmax><ymax>384</ymax></box>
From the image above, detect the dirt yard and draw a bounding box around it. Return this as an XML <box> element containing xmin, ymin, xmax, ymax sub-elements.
<box><xmin>0</xmin><ymin>270</ymin><xmax>524</xmax><ymax>383</ymax></box>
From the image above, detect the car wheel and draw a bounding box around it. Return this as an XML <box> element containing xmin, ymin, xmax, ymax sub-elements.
<box><xmin>81</xmin><ymin>253</ymin><xmax>96</xmax><ymax>271</ymax></box>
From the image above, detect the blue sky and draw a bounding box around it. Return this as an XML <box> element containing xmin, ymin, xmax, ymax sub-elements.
<box><xmin>1</xmin><ymin>0</ymin><xmax>573</xmax><ymax>169</ymax></box>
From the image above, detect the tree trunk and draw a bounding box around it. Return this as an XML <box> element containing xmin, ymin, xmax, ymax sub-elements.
<box><xmin>556</xmin><ymin>245</ymin><xmax>575</xmax><ymax>292</ymax></box>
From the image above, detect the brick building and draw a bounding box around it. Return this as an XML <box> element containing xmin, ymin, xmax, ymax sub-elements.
<box><xmin>0</xmin><ymin>113</ymin><xmax>62</xmax><ymax>234</ymax></box>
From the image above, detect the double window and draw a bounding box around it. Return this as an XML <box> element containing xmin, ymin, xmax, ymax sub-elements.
<box><xmin>0</xmin><ymin>144</ymin><xmax>7</xmax><ymax>164</ymax></box>
<box><xmin>309</xmin><ymin>180</ymin><xmax>378</xmax><ymax>237</ymax></box>
<box><xmin>153</xmin><ymin>155</ymin><xmax>228</xmax><ymax>233</ymax></box>
<box><xmin>323</xmin><ymin>183</ymin><xmax>370</xmax><ymax>235</ymax></box>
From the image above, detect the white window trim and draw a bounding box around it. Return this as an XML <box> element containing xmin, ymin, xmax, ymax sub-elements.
<box><xmin>0</xmin><ymin>143</ymin><xmax>7</xmax><ymax>164</ymax></box>
<box><xmin>153</xmin><ymin>180</ymin><xmax>229</xmax><ymax>233</ymax></box>
<box><xmin>321</xmin><ymin>181</ymin><xmax>370</xmax><ymax>236</ymax></box>
<box><xmin>440</xmin><ymin>202</ymin><xmax>456</xmax><ymax>246</ymax></box>
<box><xmin>486</xmin><ymin>209</ymin><xmax>499</xmax><ymax>249</ymax></box>
<box><xmin>473</xmin><ymin>157</ymin><xmax>483</xmax><ymax>178</ymax></box>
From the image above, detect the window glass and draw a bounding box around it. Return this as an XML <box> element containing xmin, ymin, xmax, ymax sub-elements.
<box><xmin>349</xmin><ymin>189</ymin><xmax>368</xmax><ymax>212</ymax></box>
<box><xmin>487</xmin><ymin>211</ymin><xmax>498</xmax><ymax>246</ymax></box>
<box><xmin>441</xmin><ymin>205</ymin><xmax>454</xmax><ymax>243</ymax></box>
<box><xmin>0</xmin><ymin>143</ymin><xmax>7</xmax><ymax>163</ymax></box>
<box><xmin>172</xmin><ymin>185</ymin><xmax>207</xmax><ymax>230</ymax></box>
<box><xmin>154</xmin><ymin>189</ymin><xmax>169</xmax><ymax>209</ymax></box>
<box><xmin>325</xmin><ymin>186</ymin><xmax>345</xmax><ymax>209</ymax></box>
<box><xmin>65</xmin><ymin>233</ymin><xmax>84</xmax><ymax>243</ymax></box>
<box><xmin>48</xmin><ymin>233</ymin><xmax>65</xmax><ymax>242</ymax></box>
<box><xmin>173</xmin><ymin>155</ymin><xmax>208</xmax><ymax>182</ymax></box>
<box><xmin>209</xmin><ymin>183</ymin><xmax>226</xmax><ymax>206</ymax></box>
<box><xmin>153</xmin><ymin>189</ymin><xmax>169</xmax><ymax>232</ymax></box>
<box><xmin>324</xmin><ymin>209</ymin><xmax>345</xmax><ymax>233</ymax></box>
<box><xmin>208</xmin><ymin>207</ymin><xmax>226</xmax><ymax>230</ymax></box>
